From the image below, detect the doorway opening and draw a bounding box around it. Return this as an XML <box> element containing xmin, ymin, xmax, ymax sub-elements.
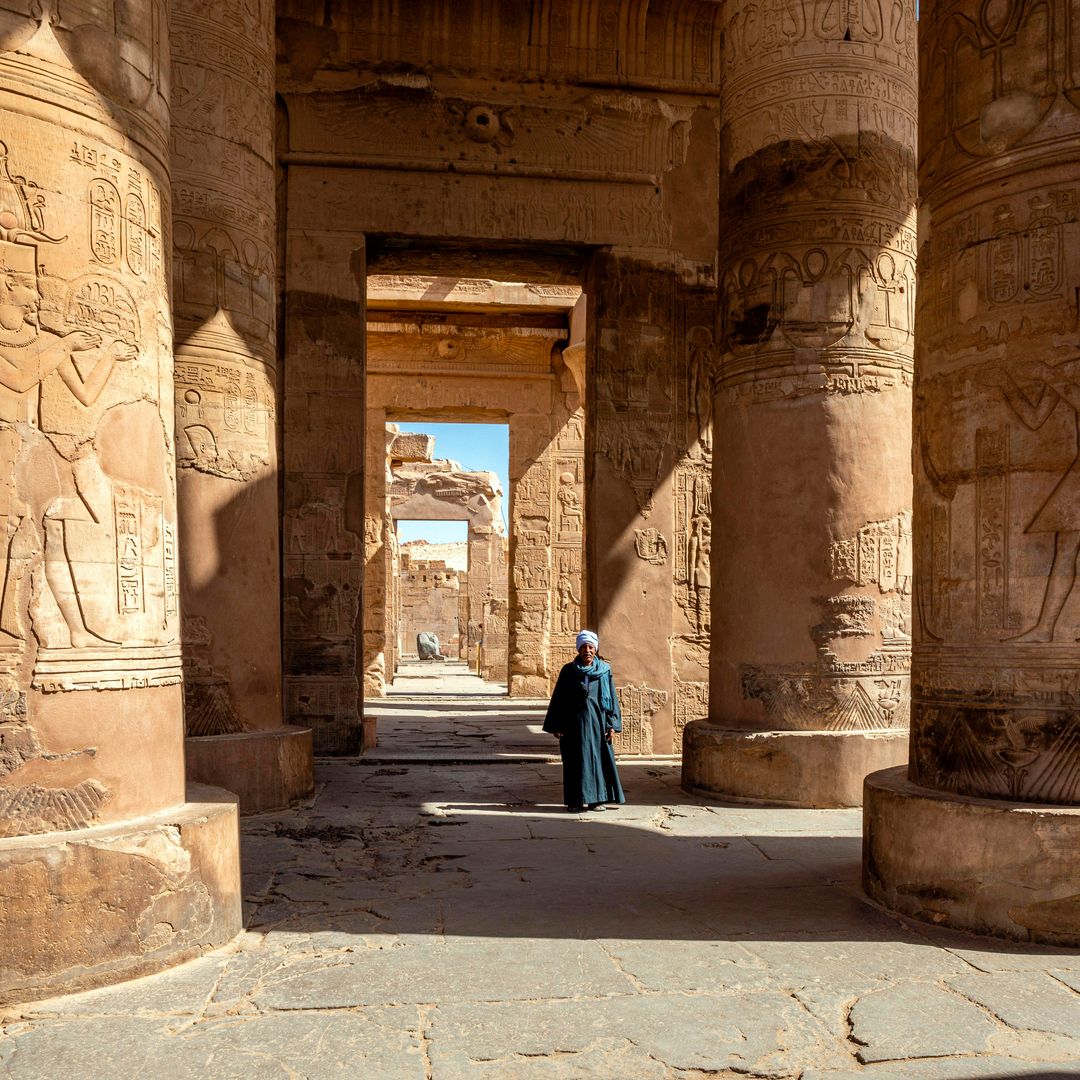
<box><xmin>387</xmin><ymin>421</ymin><xmax>510</xmax><ymax>693</ymax></box>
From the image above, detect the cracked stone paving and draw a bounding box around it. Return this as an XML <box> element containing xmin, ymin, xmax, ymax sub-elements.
<box><xmin>2</xmin><ymin>679</ymin><xmax>1079</xmax><ymax>1079</ymax></box>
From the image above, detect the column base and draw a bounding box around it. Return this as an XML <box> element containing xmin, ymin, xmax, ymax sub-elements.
<box><xmin>185</xmin><ymin>727</ymin><xmax>314</xmax><ymax>814</ymax></box>
<box><xmin>510</xmin><ymin>675</ymin><xmax>549</xmax><ymax>697</ymax></box>
<box><xmin>0</xmin><ymin>784</ymin><xmax>242</xmax><ymax>1007</ymax></box>
<box><xmin>681</xmin><ymin>721</ymin><xmax>908</xmax><ymax>807</ymax></box>
<box><xmin>864</xmin><ymin>766</ymin><xmax>1080</xmax><ymax>946</ymax></box>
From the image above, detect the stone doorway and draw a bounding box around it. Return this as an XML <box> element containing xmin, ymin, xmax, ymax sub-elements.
<box><xmin>387</xmin><ymin>420</ymin><xmax>511</xmax><ymax>692</ymax></box>
<box><xmin>363</xmin><ymin>272</ymin><xmax>588</xmax><ymax>753</ymax></box>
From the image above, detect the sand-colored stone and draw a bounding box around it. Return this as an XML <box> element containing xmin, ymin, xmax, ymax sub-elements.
<box><xmin>865</xmin><ymin>767</ymin><xmax>1080</xmax><ymax>946</ymax></box>
<box><xmin>277</xmin><ymin>11</ymin><xmax>724</xmax><ymax>752</ymax></box>
<box><xmin>684</xmin><ymin>725</ymin><xmax>908</xmax><ymax>808</ymax></box>
<box><xmin>170</xmin><ymin>0</ymin><xmax>309</xmax><ymax>804</ymax></box>
<box><xmin>906</xmin><ymin>0</ymin><xmax>1080</xmax><ymax>804</ymax></box>
<box><xmin>183</xmin><ymin>728</ymin><xmax>314</xmax><ymax>815</ymax></box>
<box><xmin>0</xmin><ymin>0</ymin><xmax>241</xmax><ymax>1003</ymax></box>
<box><xmin>862</xmin><ymin>0</ymin><xmax>1080</xmax><ymax>945</ymax></box>
<box><xmin>0</xmin><ymin>784</ymin><xmax>241</xmax><ymax>1007</ymax></box>
<box><xmin>691</xmin><ymin>0</ymin><xmax>918</xmax><ymax>804</ymax></box>
<box><xmin>281</xmin><ymin>229</ymin><xmax>365</xmax><ymax>755</ymax></box>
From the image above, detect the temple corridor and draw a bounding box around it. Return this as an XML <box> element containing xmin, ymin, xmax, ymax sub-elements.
<box><xmin>2</xmin><ymin>753</ymin><xmax>1078</xmax><ymax>1078</ymax></box>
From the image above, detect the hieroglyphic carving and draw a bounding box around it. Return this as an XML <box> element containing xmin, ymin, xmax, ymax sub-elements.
<box><xmin>0</xmin><ymin>780</ymin><xmax>110</xmax><ymax>838</ymax></box>
<box><xmin>510</xmin><ymin>444</ymin><xmax>554</xmax><ymax>688</ymax></box>
<box><xmin>634</xmin><ymin>528</ymin><xmax>669</xmax><ymax>566</ymax></box>
<box><xmin>613</xmin><ymin>683</ymin><xmax>668</xmax><ymax>755</ymax></box>
<box><xmin>330</xmin><ymin>0</ymin><xmax>722</xmax><ymax>85</ymax></box>
<box><xmin>742</xmin><ymin>665</ymin><xmax>909</xmax><ymax>732</ymax></box>
<box><xmin>674</xmin><ymin>464</ymin><xmax>712</xmax><ymax>640</ymax></box>
<box><xmin>0</xmin><ymin>140</ymin><xmax>179</xmax><ymax>694</ymax></box>
<box><xmin>592</xmin><ymin>256</ymin><xmax>676</xmax><ymax>517</ymax></box>
<box><xmin>911</xmin><ymin>0</ymin><xmax>1080</xmax><ymax>803</ymax></box>
<box><xmin>175</xmin><ymin>352</ymin><xmax>274</xmax><ymax>481</ymax></box>
<box><xmin>182</xmin><ymin>615</ymin><xmax>246</xmax><ymax>737</ymax></box>
<box><xmin>674</xmin><ymin>679</ymin><xmax>708</xmax><ymax>747</ymax></box>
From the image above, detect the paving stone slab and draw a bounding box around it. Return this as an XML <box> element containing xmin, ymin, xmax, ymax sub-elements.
<box><xmin>241</xmin><ymin>938</ymin><xmax>636</xmax><ymax>1010</ymax></box>
<box><xmin>0</xmin><ymin>1010</ymin><xmax>423</xmax><ymax>1080</ymax></box>
<box><xmin>427</xmin><ymin>991</ymin><xmax>851</xmax><ymax>1079</ymax></box>
<box><xmin>849</xmin><ymin>983</ymin><xmax>999</xmax><ymax>1063</ymax></box>
<box><xmin>947</xmin><ymin>971</ymin><xmax>1080</xmax><ymax>1038</ymax></box>
<box><xmin>803</xmin><ymin>1058</ymin><xmax>1080</xmax><ymax>1080</ymax></box>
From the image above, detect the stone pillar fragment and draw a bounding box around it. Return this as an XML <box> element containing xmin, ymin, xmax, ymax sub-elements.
<box><xmin>864</xmin><ymin>0</ymin><xmax>1080</xmax><ymax>945</ymax></box>
<box><xmin>282</xmin><ymin>231</ymin><xmax>365</xmax><ymax>755</ymax></box>
<box><xmin>586</xmin><ymin>252</ymin><xmax>679</xmax><ymax>754</ymax></box>
<box><xmin>170</xmin><ymin>0</ymin><xmax>312</xmax><ymax>812</ymax></box>
<box><xmin>508</xmin><ymin>417</ymin><xmax>554</xmax><ymax>696</ymax></box>
<box><xmin>0</xmin><ymin>3</ymin><xmax>240</xmax><ymax>1003</ymax></box>
<box><xmin>683</xmin><ymin>0</ymin><xmax>918</xmax><ymax>805</ymax></box>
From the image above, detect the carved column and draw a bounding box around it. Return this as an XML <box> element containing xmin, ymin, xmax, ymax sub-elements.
<box><xmin>682</xmin><ymin>0</ymin><xmax>918</xmax><ymax>805</ymax></box>
<box><xmin>170</xmin><ymin>0</ymin><xmax>312</xmax><ymax>812</ymax></box>
<box><xmin>508</xmin><ymin>416</ymin><xmax>554</xmax><ymax>696</ymax></box>
<box><xmin>0</xmin><ymin>4</ymin><xmax>240</xmax><ymax>1004</ymax></box>
<box><xmin>586</xmin><ymin>253</ymin><xmax>680</xmax><ymax>754</ymax></box>
<box><xmin>864</xmin><ymin>0</ymin><xmax>1080</xmax><ymax>944</ymax></box>
<box><xmin>282</xmin><ymin>231</ymin><xmax>365</xmax><ymax>756</ymax></box>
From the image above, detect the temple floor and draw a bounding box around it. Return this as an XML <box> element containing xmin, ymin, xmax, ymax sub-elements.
<box><xmin>2</xmin><ymin>710</ymin><xmax>1080</xmax><ymax>1078</ymax></box>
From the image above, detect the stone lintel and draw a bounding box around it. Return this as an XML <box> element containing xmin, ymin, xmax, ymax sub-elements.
<box><xmin>864</xmin><ymin>767</ymin><xmax>1080</xmax><ymax>947</ymax></box>
<box><xmin>0</xmin><ymin>787</ymin><xmax>242</xmax><ymax>1007</ymax></box>
<box><xmin>681</xmin><ymin>722</ymin><xmax>908</xmax><ymax>808</ymax></box>
<box><xmin>184</xmin><ymin>728</ymin><xmax>315</xmax><ymax>814</ymax></box>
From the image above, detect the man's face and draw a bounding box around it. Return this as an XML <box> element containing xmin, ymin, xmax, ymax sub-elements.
<box><xmin>578</xmin><ymin>642</ymin><xmax>596</xmax><ymax>664</ymax></box>
<box><xmin>0</xmin><ymin>272</ymin><xmax>40</xmax><ymax>324</ymax></box>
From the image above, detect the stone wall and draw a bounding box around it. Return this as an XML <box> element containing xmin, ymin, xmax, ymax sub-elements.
<box><xmin>398</xmin><ymin>557</ymin><xmax>461</xmax><ymax>658</ymax></box>
<box><xmin>277</xmin><ymin>2</ymin><xmax>724</xmax><ymax>750</ymax></box>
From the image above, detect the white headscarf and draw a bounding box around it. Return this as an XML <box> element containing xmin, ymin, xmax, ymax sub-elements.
<box><xmin>576</xmin><ymin>629</ymin><xmax>599</xmax><ymax>651</ymax></box>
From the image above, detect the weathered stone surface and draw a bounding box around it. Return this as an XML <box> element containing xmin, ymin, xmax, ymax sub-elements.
<box><xmin>848</xmin><ymin>983</ymin><xmax>998</xmax><ymax>1063</ymax></box>
<box><xmin>947</xmin><ymin>971</ymin><xmax>1080</xmax><ymax>1039</ymax></box>
<box><xmin>683</xmin><ymin>724</ymin><xmax>908</xmax><ymax>807</ymax></box>
<box><xmin>864</xmin><ymin>766</ymin><xmax>1080</xmax><ymax>946</ymax></box>
<box><xmin>0</xmin><ymin>1010</ymin><xmax>422</xmax><ymax>1080</ymax></box>
<box><xmin>3</xmin><ymin>753</ymin><xmax>1076</xmax><ymax>1078</ymax></box>
<box><xmin>0</xmin><ymin>788</ymin><xmax>241</xmax><ymax>1007</ymax></box>
<box><xmin>388</xmin><ymin>433</ymin><xmax>434</xmax><ymax>462</ymax></box>
<box><xmin>909</xmin><ymin>0</ymin><xmax>1080</xmax><ymax>805</ymax></box>
<box><xmin>701</xmin><ymin>0</ymin><xmax>917</xmax><ymax>803</ymax></box>
<box><xmin>184</xmin><ymin>728</ymin><xmax>314</xmax><ymax>815</ymax></box>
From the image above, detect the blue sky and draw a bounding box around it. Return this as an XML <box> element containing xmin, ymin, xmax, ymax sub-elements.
<box><xmin>394</xmin><ymin>422</ymin><xmax>509</xmax><ymax>544</ymax></box>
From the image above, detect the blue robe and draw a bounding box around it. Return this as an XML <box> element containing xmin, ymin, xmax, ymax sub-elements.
<box><xmin>543</xmin><ymin>658</ymin><xmax>626</xmax><ymax>808</ymax></box>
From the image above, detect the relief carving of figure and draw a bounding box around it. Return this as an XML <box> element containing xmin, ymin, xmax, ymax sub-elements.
<box><xmin>687</xmin><ymin>513</ymin><xmax>711</xmax><ymax>636</ymax></box>
<box><xmin>0</xmin><ymin>232</ymin><xmax>134</xmax><ymax>647</ymax></box>
<box><xmin>555</xmin><ymin>573</ymin><xmax>580</xmax><ymax>633</ymax></box>
<box><xmin>980</xmin><ymin>356</ymin><xmax>1080</xmax><ymax>642</ymax></box>
<box><xmin>687</xmin><ymin>326</ymin><xmax>717</xmax><ymax>455</ymax></box>
<box><xmin>556</xmin><ymin>471</ymin><xmax>583</xmax><ymax>534</ymax></box>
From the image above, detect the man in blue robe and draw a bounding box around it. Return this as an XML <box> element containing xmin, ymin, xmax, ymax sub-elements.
<box><xmin>543</xmin><ymin>630</ymin><xmax>626</xmax><ymax>812</ymax></box>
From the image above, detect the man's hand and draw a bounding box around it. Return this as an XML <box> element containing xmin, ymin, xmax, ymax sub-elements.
<box><xmin>105</xmin><ymin>339</ymin><xmax>137</xmax><ymax>361</ymax></box>
<box><xmin>552</xmin><ymin>732</ymin><xmax>562</xmax><ymax>740</ymax></box>
<box><xmin>64</xmin><ymin>330</ymin><xmax>101</xmax><ymax>352</ymax></box>
<box><xmin>605</xmin><ymin>729</ymin><xmax>614</xmax><ymax>743</ymax></box>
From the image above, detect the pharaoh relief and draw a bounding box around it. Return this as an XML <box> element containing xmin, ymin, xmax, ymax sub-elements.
<box><xmin>0</xmin><ymin>139</ymin><xmax>178</xmax><ymax>694</ymax></box>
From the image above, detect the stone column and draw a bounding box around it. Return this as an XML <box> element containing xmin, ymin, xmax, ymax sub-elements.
<box><xmin>586</xmin><ymin>252</ymin><xmax>679</xmax><ymax>754</ymax></box>
<box><xmin>170</xmin><ymin>0</ymin><xmax>312</xmax><ymax>813</ymax></box>
<box><xmin>282</xmin><ymin>231</ymin><xmax>365</xmax><ymax>756</ymax></box>
<box><xmin>508</xmin><ymin>416</ymin><xmax>554</xmax><ymax>696</ymax></box>
<box><xmin>0</xmin><ymin>5</ymin><xmax>240</xmax><ymax>1003</ymax></box>
<box><xmin>864</xmin><ymin>0</ymin><xmax>1080</xmax><ymax>944</ymax></box>
<box><xmin>682</xmin><ymin>0</ymin><xmax>918</xmax><ymax>805</ymax></box>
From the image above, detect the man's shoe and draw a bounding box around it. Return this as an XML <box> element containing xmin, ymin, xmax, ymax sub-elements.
<box><xmin>587</xmin><ymin>803</ymin><xmax>605</xmax><ymax>812</ymax></box>
<box><xmin>567</xmin><ymin>804</ymin><xmax>583</xmax><ymax>813</ymax></box>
